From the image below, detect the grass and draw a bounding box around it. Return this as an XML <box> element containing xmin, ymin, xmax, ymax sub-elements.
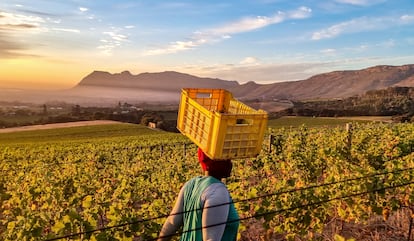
<box><xmin>0</xmin><ymin>123</ymin><xmax>171</xmax><ymax>144</ymax></box>
<box><xmin>267</xmin><ymin>116</ymin><xmax>387</xmax><ymax>129</ymax></box>
<box><xmin>0</xmin><ymin>115</ymin><xmax>42</xmax><ymax>124</ymax></box>
<box><xmin>0</xmin><ymin>116</ymin><xmax>393</xmax><ymax>144</ymax></box>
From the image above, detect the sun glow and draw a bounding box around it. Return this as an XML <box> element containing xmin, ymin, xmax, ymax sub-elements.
<box><xmin>0</xmin><ymin>59</ymin><xmax>86</xmax><ymax>90</ymax></box>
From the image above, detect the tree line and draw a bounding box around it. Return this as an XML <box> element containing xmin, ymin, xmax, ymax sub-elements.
<box><xmin>0</xmin><ymin>103</ymin><xmax>179</xmax><ymax>132</ymax></box>
<box><xmin>2</xmin><ymin>86</ymin><xmax>414</xmax><ymax>130</ymax></box>
<box><xmin>280</xmin><ymin>86</ymin><xmax>414</xmax><ymax>122</ymax></box>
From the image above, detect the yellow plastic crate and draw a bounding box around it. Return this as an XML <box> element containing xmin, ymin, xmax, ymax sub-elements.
<box><xmin>177</xmin><ymin>88</ymin><xmax>268</xmax><ymax>160</ymax></box>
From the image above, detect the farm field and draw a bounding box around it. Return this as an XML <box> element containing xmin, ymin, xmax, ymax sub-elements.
<box><xmin>267</xmin><ymin>116</ymin><xmax>392</xmax><ymax>129</ymax></box>
<box><xmin>0</xmin><ymin>122</ymin><xmax>173</xmax><ymax>144</ymax></box>
<box><xmin>1</xmin><ymin>118</ymin><xmax>414</xmax><ymax>240</ymax></box>
<box><xmin>0</xmin><ymin>120</ymin><xmax>121</xmax><ymax>134</ymax></box>
<box><xmin>0</xmin><ymin>115</ymin><xmax>392</xmax><ymax>136</ymax></box>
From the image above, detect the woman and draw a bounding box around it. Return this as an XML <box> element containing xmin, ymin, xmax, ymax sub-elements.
<box><xmin>157</xmin><ymin>148</ymin><xmax>239</xmax><ymax>241</ymax></box>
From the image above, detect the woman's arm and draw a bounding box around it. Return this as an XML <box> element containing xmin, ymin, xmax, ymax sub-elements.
<box><xmin>157</xmin><ymin>185</ymin><xmax>186</xmax><ymax>241</ymax></box>
<box><xmin>202</xmin><ymin>183</ymin><xmax>230</xmax><ymax>241</ymax></box>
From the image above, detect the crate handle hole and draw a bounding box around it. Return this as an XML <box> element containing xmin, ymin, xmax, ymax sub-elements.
<box><xmin>236</xmin><ymin>119</ymin><xmax>251</xmax><ymax>125</ymax></box>
<box><xmin>196</xmin><ymin>93</ymin><xmax>212</xmax><ymax>99</ymax></box>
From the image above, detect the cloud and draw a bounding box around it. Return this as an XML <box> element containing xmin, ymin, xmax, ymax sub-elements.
<box><xmin>0</xmin><ymin>11</ymin><xmax>44</xmax><ymax>58</ymax></box>
<box><xmin>98</xmin><ymin>29</ymin><xmax>129</xmax><ymax>55</ymax></box>
<box><xmin>0</xmin><ymin>10</ymin><xmax>80</xmax><ymax>58</ymax></box>
<box><xmin>334</xmin><ymin>0</ymin><xmax>386</xmax><ymax>6</ymax></box>
<box><xmin>77</xmin><ymin>6</ymin><xmax>97</xmax><ymax>20</ymax></box>
<box><xmin>204</xmin><ymin>6</ymin><xmax>311</xmax><ymax>35</ymax></box>
<box><xmin>144</xmin><ymin>6</ymin><xmax>312</xmax><ymax>56</ymax></box>
<box><xmin>144</xmin><ymin>41</ymin><xmax>197</xmax><ymax>56</ymax></box>
<box><xmin>51</xmin><ymin>28</ymin><xmax>80</xmax><ymax>33</ymax></box>
<box><xmin>157</xmin><ymin>2</ymin><xmax>193</xmax><ymax>9</ymax></box>
<box><xmin>104</xmin><ymin>31</ymin><xmax>128</xmax><ymax>42</ymax></box>
<box><xmin>0</xmin><ymin>31</ymin><xmax>43</xmax><ymax>59</ymax></box>
<box><xmin>0</xmin><ymin>33</ymin><xmax>25</xmax><ymax>57</ymax></box>
<box><xmin>0</xmin><ymin>23</ymin><xmax>37</xmax><ymax>30</ymax></box>
<box><xmin>193</xmin><ymin>61</ymin><xmax>331</xmax><ymax>83</ymax></box>
<box><xmin>376</xmin><ymin>39</ymin><xmax>395</xmax><ymax>48</ymax></box>
<box><xmin>401</xmin><ymin>15</ymin><xmax>414</xmax><ymax>22</ymax></box>
<box><xmin>190</xmin><ymin>54</ymin><xmax>414</xmax><ymax>84</ymax></box>
<box><xmin>0</xmin><ymin>11</ymin><xmax>44</xmax><ymax>27</ymax></box>
<box><xmin>240</xmin><ymin>57</ymin><xmax>260</xmax><ymax>65</ymax></box>
<box><xmin>17</xmin><ymin>9</ymin><xmax>58</xmax><ymax>17</ymax></box>
<box><xmin>320</xmin><ymin>49</ymin><xmax>337</xmax><ymax>55</ymax></box>
<box><xmin>312</xmin><ymin>15</ymin><xmax>414</xmax><ymax>40</ymax></box>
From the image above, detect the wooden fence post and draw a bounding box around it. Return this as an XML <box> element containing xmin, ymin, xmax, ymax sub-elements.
<box><xmin>268</xmin><ymin>134</ymin><xmax>274</xmax><ymax>153</ymax></box>
<box><xmin>346</xmin><ymin>123</ymin><xmax>353</xmax><ymax>160</ymax></box>
<box><xmin>407</xmin><ymin>207</ymin><xmax>413</xmax><ymax>241</ymax></box>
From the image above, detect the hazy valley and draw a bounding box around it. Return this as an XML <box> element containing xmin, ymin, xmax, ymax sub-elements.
<box><xmin>2</xmin><ymin>64</ymin><xmax>414</xmax><ymax>129</ymax></box>
<box><xmin>1</xmin><ymin>64</ymin><xmax>414</xmax><ymax>108</ymax></box>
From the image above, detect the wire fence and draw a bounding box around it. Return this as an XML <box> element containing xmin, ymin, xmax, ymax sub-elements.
<box><xmin>2</xmin><ymin>123</ymin><xmax>414</xmax><ymax>240</ymax></box>
<box><xmin>0</xmin><ymin>142</ymin><xmax>196</xmax><ymax>173</ymax></box>
<box><xmin>44</xmin><ymin>167</ymin><xmax>414</xmax><ymax>241</ymax></box>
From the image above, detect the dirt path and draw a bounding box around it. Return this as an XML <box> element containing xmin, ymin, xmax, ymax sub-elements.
<box><xmin>332</xmin><ymin>116</ymin><xmax>393</xmax><ymax>122</ymax></box>
<box><xmin>0</xmin><ymin>120</ymin><xmax>122</xmax><ymax>133</ymax></box>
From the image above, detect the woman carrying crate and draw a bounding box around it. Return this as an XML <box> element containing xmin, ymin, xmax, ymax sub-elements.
<box><xmin>157</xmin><ymin>148</ymin><xmax>239</xmax><ymax>241</ymax></box>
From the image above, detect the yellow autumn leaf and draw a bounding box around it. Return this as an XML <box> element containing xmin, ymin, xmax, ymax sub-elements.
<box><xmin>7</xmin><ymin>221</ymin><xmax>16</xmax><ymax>231</ymax></box>
<box><xmin>52</xmin><ymin>221</ymin><xmax>65</xmax><ymax>233</ymax></box>
<box><xmin>334</xmin><ymin>234</ymin><xmax>345</xmax><ymax>241</ymax></box>
<box><xmin>63</xmin><ymin>215</ymin><xmax>71</xmax><ymax>224</ymax></box>
<box><xmin>82</xmin><ymin>195</ymin><xmax>93</xmax><ymax>208</ymax></box>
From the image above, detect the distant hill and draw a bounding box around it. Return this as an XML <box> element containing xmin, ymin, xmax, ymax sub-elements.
<box><xmin>2</xmin><ymin>64</ymin><xmax>414</xmax><ymax>107</ymax></box>
<box><xmin>67</xmin><ymin>70</ymin><xmax>239</xmax><ymax>105</ymax></box>
<box><xmin>71</xmin><ymin>64</ymin><xmax>414</xmax><ymax>104</ymax></box>
<box><xmin>231</xmin><ymin>64</ymin><xmax>414</xmax><ymax>101</ymax></box>
<box><xmin>76</xmin><ymin>70</ymin><xmax>238</xmax><ymax>91</ymax></box>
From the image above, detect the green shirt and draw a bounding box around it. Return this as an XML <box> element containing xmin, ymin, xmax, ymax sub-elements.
<box><xmin>180</xmin><ymin>176</ymin><xmax>239</xmax><ymax>241</ymax></box>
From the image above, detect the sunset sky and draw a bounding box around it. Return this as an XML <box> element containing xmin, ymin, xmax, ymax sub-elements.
<box><xmin>1</xmin><ymin>0</ymin><xmax>414</xmax><ymax>90</ymax></box>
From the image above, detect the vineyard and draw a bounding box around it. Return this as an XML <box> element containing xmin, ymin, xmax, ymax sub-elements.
<box><xmin>1</xmin><ymin>121</ymin><xmax>414</xmax><ymax>240</ymax></box>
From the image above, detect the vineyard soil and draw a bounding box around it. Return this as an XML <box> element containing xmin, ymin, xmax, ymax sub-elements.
<box><xmin>0</xmin><ymin>120</ymin><xmax>121</xmax><ymax>133</ymax></box>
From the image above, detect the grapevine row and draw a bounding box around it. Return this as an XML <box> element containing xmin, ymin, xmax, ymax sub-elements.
<box><xmin>1</xmin><ymin>122</ymin><xmax>414</xmax><ymax>240</ymax></box>
<box><xmin>47</xmin><ymin>167</ymin><xmax>414</xmax><ymax>241</ymax></box>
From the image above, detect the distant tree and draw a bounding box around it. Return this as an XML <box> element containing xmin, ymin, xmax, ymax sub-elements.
<box><xmin>140</xmin><ymin>112</ymin><xmax>163</xmax><ymax>126</ymax></box>
<box><xmin>15</xmin><ymin>109</ymin><xmax>29</xmax><ymax>116</ymax></box>
<box><xmin>93</xmin><ymin>112</ymin><xmax>107</xmax><ymax>120</ymax></box>
<box><xmin>43</xmin><ymin>104</ymin><xmax>48</xmax><ymax>115</ymax></box>
<box><xmin>72</xmin><ymin>105</ymin><xmax>81</xmax><ymax>116</ymax></box>
<box><xmin>281</xmin><ymin>87</ymin><xmax>414</xmax><ymax>119</ymax></box>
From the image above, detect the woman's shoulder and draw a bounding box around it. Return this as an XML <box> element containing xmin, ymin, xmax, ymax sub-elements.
<box><xmin>203</xmin><ymin>182</ymin><xmax>228</xmax><ymax>196</ymax></box>
<box><xmin>181</xmin><ymin>176</ymin><xmax>203</xmax><ymax>188</ymax></box>
<box><xmin>186</xmin><ymin>176</ymin><xmax>203</xmax><ymax>183</ymax></box>
<box><xmin>186</xmin><ymin>176</ymin><xmax>221</xmax><ymax>184</ymax></box>
<box><xmin>201</xmin><ymin>182</ymin><xmax>230</xmax><ymax>204</ymax></box>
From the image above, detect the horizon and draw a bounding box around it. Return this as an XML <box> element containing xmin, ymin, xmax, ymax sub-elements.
<box><xmin>2</xmin><ymin>63</ymin><xmax>411</xmax><ymax>91</ymax></box>
<box><xmin>1</xmin><ymin>0</ymin><xmax>414</xmax><ymax>90</ymax></box>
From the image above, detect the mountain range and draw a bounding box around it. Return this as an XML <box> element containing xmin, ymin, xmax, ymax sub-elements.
<box><xmin>71</xmin><ymin>64</ymin><xmax>414</xmax><ymax>104</ymax></box>
<box><xmin>2</xmin><ymin>64</ymin><xmax>414</xmax><ymax>107</ymax></box>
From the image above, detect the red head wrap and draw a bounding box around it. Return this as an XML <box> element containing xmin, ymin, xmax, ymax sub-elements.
<box><xmin>197</xmin><ymin>147</ymin><xmax>233</xmax><ymax>178</ymax></box>
<box><xmin>198</xmin><ymin>147</ymin><xmax>212</xmax><ymax>171</ymax></box>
